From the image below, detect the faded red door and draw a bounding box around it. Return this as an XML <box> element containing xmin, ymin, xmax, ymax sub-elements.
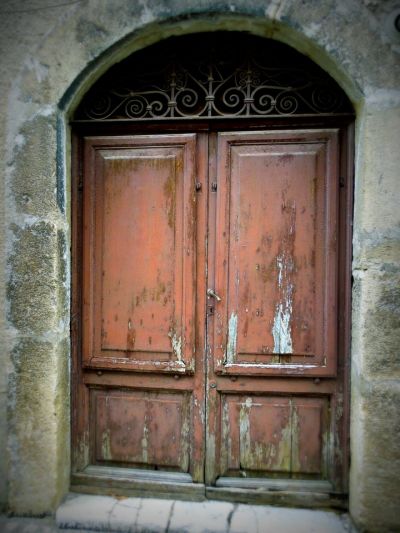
<box><xmin>73</xmin><ymin>127</ymin><xmax>349</xmax><ymax>502</ymax></box>
<box><xmin>205</xmin><ymin>130</ymin><xmax>347</xmax><ymax>499</ymax></box>
<box><xmin>73</xmin><ymin>133</ymin><xmax>208</xmax><ymax>498</ymax></box>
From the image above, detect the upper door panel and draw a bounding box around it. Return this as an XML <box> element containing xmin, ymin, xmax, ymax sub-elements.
<box><xmin>213</xmin><ymin>130</ymin><xmax>339</xmax><ymax>377</ymax></box>
<box><xmin>82</xmin><ymin>134</ymin><xmax>197</xmax><ymax>373</ymax></box>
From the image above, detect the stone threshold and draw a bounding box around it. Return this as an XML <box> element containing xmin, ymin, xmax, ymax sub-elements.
<box><xmin>54</xmin><ymin>492</ymin><xmax>355</xmax><ymax>532</ymax></box>
<box><xmin>0</xmin><ymin>493</ymin><xmax>358</xmax><ymax>532</ymax></box>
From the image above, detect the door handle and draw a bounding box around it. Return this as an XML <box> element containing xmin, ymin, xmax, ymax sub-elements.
<box><xmin>207</xmin><ymin>288</ymin><xmax>222</xmax><ymax>302</ymax></box>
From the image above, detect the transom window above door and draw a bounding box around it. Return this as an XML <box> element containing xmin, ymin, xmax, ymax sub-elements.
<box><xmin>74</xmin><ymin>32</ymin><xmax>353</xmax><ymax>122</ymax></box>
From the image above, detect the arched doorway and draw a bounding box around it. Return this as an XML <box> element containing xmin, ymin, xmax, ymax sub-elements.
<box><xmin>71</xmin><ymin>32</ymin><xmax>354</xmax><ymax>506</ymax></box>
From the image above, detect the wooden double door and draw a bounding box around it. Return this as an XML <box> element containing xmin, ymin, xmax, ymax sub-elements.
<box><xmin>72</xmin><ymin>126</ymin><xmax>351</xmax><ymax>502</ymax></box>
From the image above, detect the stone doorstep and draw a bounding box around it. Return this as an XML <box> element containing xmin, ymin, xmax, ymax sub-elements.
<box><xmin>52</xmin><ymin>493</ymin><xmax>356</xmax><ymax>533</ymax></box>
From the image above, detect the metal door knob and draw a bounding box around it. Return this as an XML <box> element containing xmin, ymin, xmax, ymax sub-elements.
<box><xmin>207</xmin><ymin>288</ymin><xmax>222</xmax><ymax>302</ymax></box>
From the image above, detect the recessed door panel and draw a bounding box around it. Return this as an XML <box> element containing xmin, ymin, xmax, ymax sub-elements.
<box><xmin>220</xmin><ymin>394</ymin><xmax>329</xmax><ymax>478</ymax></box>
<box><xmin>213</xmin><ymin>131</ymin><xmax>339</xmax><ymax>376</ymax></box>
<box><xmin>82</xmin><ymin>135</ymin><xmax>197</xmax><ymax>373</ymax></box>
<box><xmin>92</xmin><ymin>388</ymin><xmax>191</xmax><ymax>471</ymax></box>
<box><xmin>100</xmin><ymin>152</ymin><xmax>181</xmax><ymax>355</ymax></box>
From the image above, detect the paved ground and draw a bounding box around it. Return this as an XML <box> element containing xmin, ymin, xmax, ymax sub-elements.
<box><xmin>0</xmin><ymin>493</ymin><xmax>357</xmax><ymax>532</ymax></box>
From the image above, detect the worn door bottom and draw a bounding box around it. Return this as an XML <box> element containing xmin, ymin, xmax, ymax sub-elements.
<box><xmin>71</xmin><ymin>466</ymin><xmax>205</xmax><ymax>501</ymax></box>
<box><xmin>70</xmin><ymin>466</ymin><xmax>347</xmax><ymax>510</ymax></box>
<box><xmin>206</xmin><ymin>487</ymin><xmax>347</xmax><ymax>510</ymax></box>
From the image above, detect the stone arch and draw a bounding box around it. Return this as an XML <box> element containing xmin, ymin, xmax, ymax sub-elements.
<box><xmin>60</xmin><ymin>14</ymin><xmax>363</xmax><ymax>121</ymax></box>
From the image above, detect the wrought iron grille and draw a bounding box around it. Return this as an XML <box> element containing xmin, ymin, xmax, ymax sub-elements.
<box><xmin>75</xmin><ymin>33</ymin><xmax>353</xmax><ymax>121</ymax></box>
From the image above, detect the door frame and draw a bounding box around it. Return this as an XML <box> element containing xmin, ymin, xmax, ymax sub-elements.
<box><xmin>71</xmin><ymin>115</ymin><xmax>354</xmax><ymax>507</ymax></box>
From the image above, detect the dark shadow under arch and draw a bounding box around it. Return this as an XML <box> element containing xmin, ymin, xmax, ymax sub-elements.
<box><xmin>74</xmin><ymin>32</ymin><xmax>354</xmax><ymax>122</ymax></box>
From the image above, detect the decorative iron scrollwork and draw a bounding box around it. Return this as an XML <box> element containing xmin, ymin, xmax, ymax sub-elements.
<box><xmin>75</xmin><ymin>34</ymin><xmax>353</xmax><ymax>121</ymax></box>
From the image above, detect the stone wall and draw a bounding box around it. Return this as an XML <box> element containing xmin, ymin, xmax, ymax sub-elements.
<box><xmin>0</xmin><ymin>1</ymin><xmax>399</xmax><ymax>531</ymax></box>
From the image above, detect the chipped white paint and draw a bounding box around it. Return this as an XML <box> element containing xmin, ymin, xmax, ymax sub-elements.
<box><xmin>221</xmin><ymin>400</ymin><xmax>232</xmax><ymax>473</ymax></box>
<box><xmin>272</xmin><ymin>302</ymin><xmax>293</xmax><ymax>353</ymax></box>
<box><xmin>205</xmin><ymin>423</ymin><xmax>216</xmax><ymax>484</ymax></box>
<box><xmin>239</xmin><ymin>396</ymin><xmax>292</xmax><ymax>471</ymax></box>
<box><xmin>169</xmin><ymin>330</ymin><xmax>183</xmax><ymax>361</ymax></box>
<box><xmin>336</xmin><ymin>392</ymin><xmax>344</xmax><ymax>421</ymax></box>
<box><xmin>272</xmin><ymin>254</ymin><xmax>293</xmax><ymax>354</ymax></box>
<box><xmin>180</xmin><ymin>406</ymin><xmax>190</xmax><ymax>472</ymax></box>
<box><xmin>277</xmin><ymin>255</ymin><xmax>283</xmax><ymax>288</ymax></box>
<box><xmin>141</xmin><ymin>417</ymin><xmax>148</xmax><ymax>463</ymax></box>
<box><xmin>117</xmin><ymin>359</ymin><xmax>186</xmax><ymax>370</ymax></box>
<box><xmin>226</xmin><ymin>312</ymin><xmax>238</xmax><ymax>364</ymax></box>
<box><xmin>239</xmin><ymin>401</ymin><xmax>251</xmax><ymax>464</ymax></box>
<box><xmin>101</xmin><ymin>430</ymin><xmax>111</xmax><ymax>460</ymax></box>
<box><xmin>244</xmin><ymin>397</ymin><xmax>253</xmax><ymax>408</ymax></box>
<box><xmin>225</xmin><ymin>363</ymin><xmax>318</xmax><ymax>369</ymax></box>
<box><xmin>194</xmin><ymin>397</ymin><xmax>205</xmax><ymax>425</ymax></box>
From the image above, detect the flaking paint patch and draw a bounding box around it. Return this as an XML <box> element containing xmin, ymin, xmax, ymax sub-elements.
<box><xmin>194</xmin><ymin>397</ymin><xmax>205</xmax><ymax>425</ymax></box>
<box><xmin>231</xmin><ymin>364</ymin><xmax>308</xmax><ymax>370</ymax></box>
<box><xmin>101</xmin><ymin>430</ymin><xmax>111</xmax><ymax>460</ymax></box>
<box><xmin>226</xmin><ymin>312</ymin><xmax>238</xmax><ymax>364</ymax></box>
<box><xmin>290</xmin><ymin>406</ymin><xmax>300</xmax><ymax>472</ymax></box>
<box><xmin>141</xmin><ymin>417</ymin><xmax>149</xmax><ymax>463</ymax></box>
<box><xmin>221</xmin><ymin>400</ymin><xmax>231</xmax><ymax>472</ymax></box>
<box><xmin>239</xmin><ymin>397</ymin><xmax>292</xmax><ymax>472</ymax></box>
<box><xmin>180</xmin><ymin>401</ymin><xmax>190</xmax><ymax>472</ymax></box>
<box><xmin>244</xmin><ymin>397</ymin><xmax>253</xmax><ymax>408</ymax></box>
<box><xmin>272</xmin><ymin>254</ymin><xmax>293</xmax><ymax>354</ymax></box>
<box><xmin>169</xmin><ymin>330</ymin><xmax>183</xmax><ymax>362</ymax></box>
<box><xmin>205</xmin><ymin>433</ymin><xmax>216</xmax><ymax>484</ymax></box>
<box><xmin>239</xmin><ymin>400</ymin><xmax>251</xmax><ymax>471</ymax></box>
<box><xmin>322</xmin><ymin>427</ymin><xmax>330</xmax><ymax>478</ymax></box>
<box><xmin>272</xmin><ymin>302</ymin><xmax>293</xmax><ymax>353</ymax></box>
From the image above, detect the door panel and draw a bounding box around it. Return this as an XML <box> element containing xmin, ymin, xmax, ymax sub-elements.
<box><xmin>206</xmin><ymin>130</ymin><xmax>343</xmax><ymax>489</ymax></box>
<box><xmin>75</xmin><ymin>133</ymin><xmax>206</xmax><ymax>485</ymax></box>
<box><xmin>220</xmin><ymin>395</ymin><xmax>329</xmax><ymax>478</ymax></box>
<box><xmin>83</xmin><ymin>135</ymin><xmax>197</xmax><ymax>373</ymax></box>
<box><xmin>91</xmin><ymin>388</ymin><xmax>191</xmax><ymax>471</ymax></box>
<box><xmin>213</xmin><ymin>131</ymin><xmax>339</xmax><ymax>377</ymax></box>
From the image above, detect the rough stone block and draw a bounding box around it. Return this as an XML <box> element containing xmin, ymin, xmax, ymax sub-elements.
<box><xmin>0</xmin><ymin>390</ymin><xmax>7</xmax><ymax>512</ymax></box>
<box><xmin>352</xmin><ymin>270</ymin><xmax>400</xmax><ymax>377</ymax></box>
<box><xmin>350</xmin><ymin>379</ymin><xmax>400</xmax><ymax>532</ymax></box>
<box><xmin>8</xmin><ymin>337</ymin><xmax>69</xmax><ymax>515</ymax></box>
<box><xmin>10</xmin><ymin>115</ymin><xmax>59</xmax><ymax>218</ymax></box>
<box><xmin>353</xmin><ymin>108</ymin><xmax>400</xmax><ymax>268</ymax></box>
<box><xmin>7</xmin><ymin>221</ymin><xmax>66</xmax><ymax>336</ymax></box>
